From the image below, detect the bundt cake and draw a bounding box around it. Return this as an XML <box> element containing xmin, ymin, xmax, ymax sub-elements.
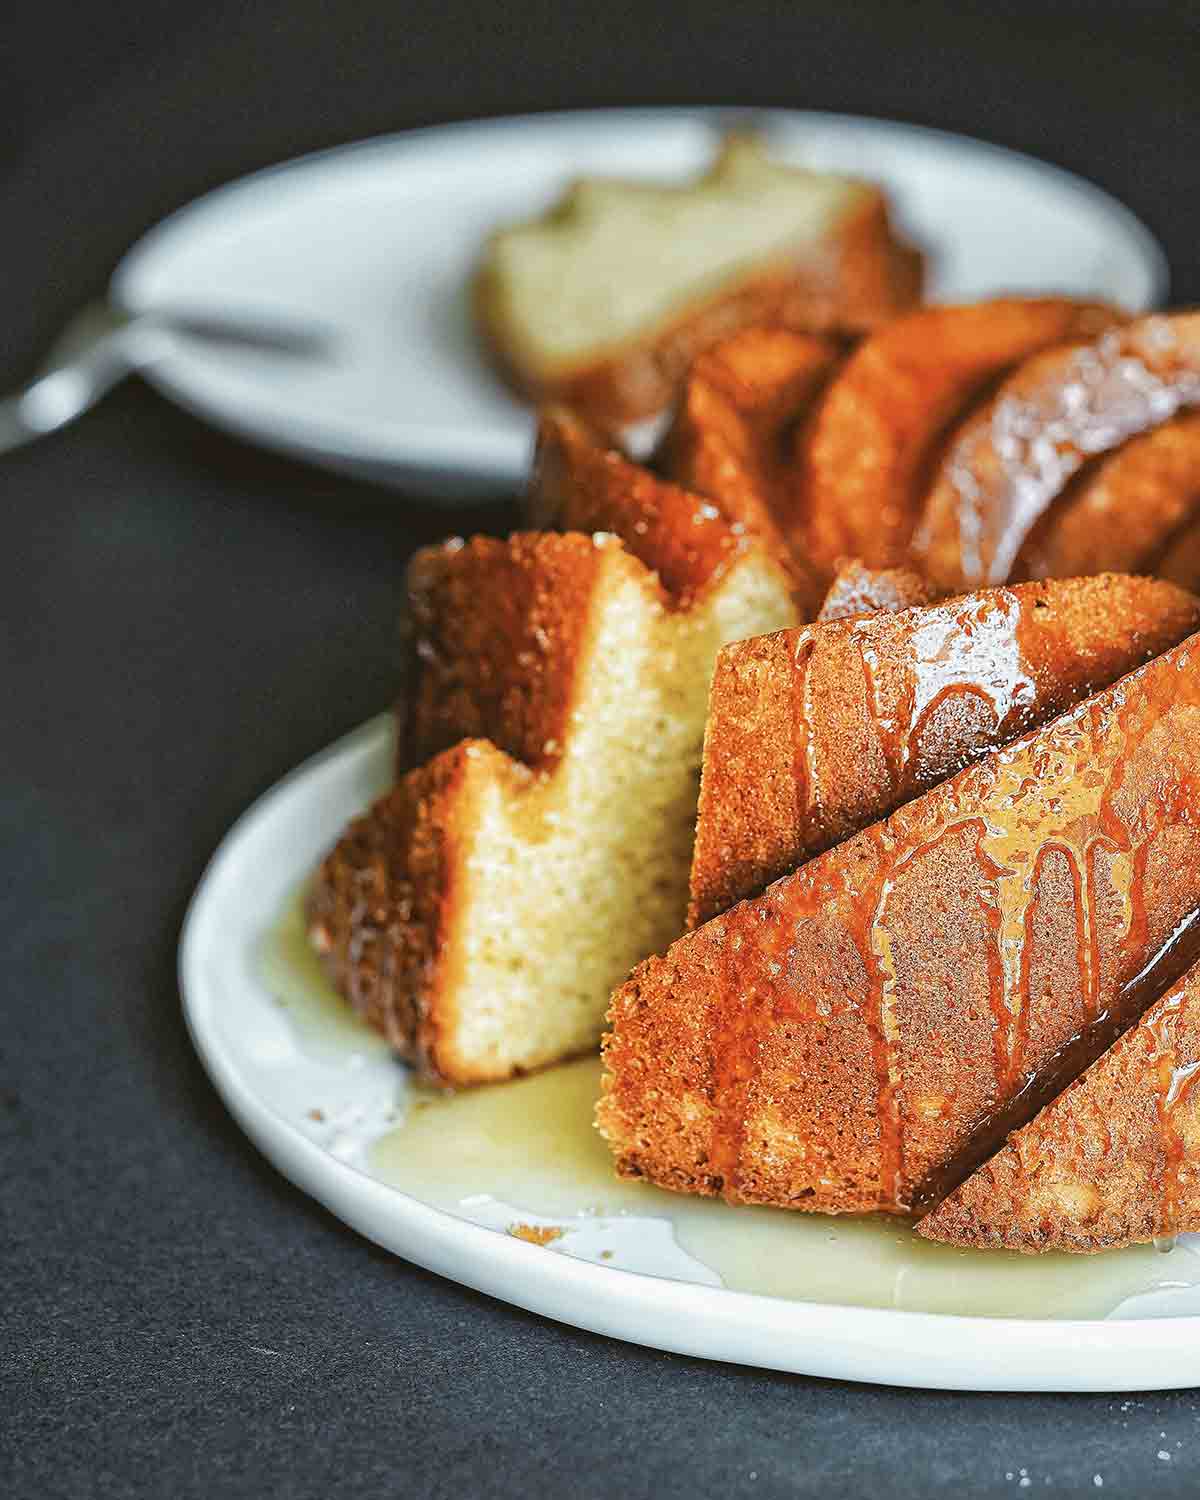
<box><xmin>913</xmin><ymin>314</ymin><xmax>1200</xmax><ymax>590</ymax></box>
<box><xmin>598</xmin><ymin>627</ymin><xmax>1200</xmax><ymax>1215</ymax></box>
<box><xmin>474</xmin><ymin>133</ymin><xmax>922</xmax><ymax>427</ymax></box>
<box><xmin>794</xmin><ymin>298</ymin><xmax>1120</xmax><ymax>575</ymax></box>
<box><xmin>918</xmin><ymin>956</ymin><xmax>1200</xmax><ymax>1253</ymax></box>
<box><xmin>310</xmin><ymin>520</ymin><xmax>799</xmax><ymax>1085</ymax></box>
<box><xmin>688</xmin><ymin>575</ymin><xmax>1200</xmax><ymax>926</ymax></box>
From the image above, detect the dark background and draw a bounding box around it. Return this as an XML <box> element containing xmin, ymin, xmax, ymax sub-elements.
<box><xmin>5</xmin><ymin>2</ymin><xmax>1200</xmax><ymax>1496</ymax></box>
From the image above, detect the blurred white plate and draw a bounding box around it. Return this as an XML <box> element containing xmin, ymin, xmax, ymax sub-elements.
<box><xmin>116</xmin><ymin>108</ymin><xmax>1166</xmax><ymax>499</ymax></box>
<box><xmin>180</xmin><ymin>718</ymin><xmax>1200</xmax><ymax>1392</ymax></box>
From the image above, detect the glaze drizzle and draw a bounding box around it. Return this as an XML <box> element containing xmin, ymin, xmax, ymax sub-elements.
<box><xmin>708</xmin><ymin>632</ymin><xmax>1200</xmax><ymax>1215</ymax></box>
<box><xmin>949</xmin><ymin>318</ymin><xmax>1200</xmax><ymax>586</ymax></box>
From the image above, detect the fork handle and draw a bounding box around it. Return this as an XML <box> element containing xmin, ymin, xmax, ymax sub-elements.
<box><xmin>0</xmin><ymin>335</ymin><xmax>144</xmax><ymax>456</ymax></box>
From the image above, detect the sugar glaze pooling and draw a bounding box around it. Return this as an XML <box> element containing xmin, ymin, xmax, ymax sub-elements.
<box><xmin>261</xmin><ymin>894</ymin><xmax>1200</xmax><ymax>1321</ymax></box>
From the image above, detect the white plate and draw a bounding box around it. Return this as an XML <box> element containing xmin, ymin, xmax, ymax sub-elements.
<box><xmin>180</xmin><ymin>717</ymin><xmax>1200</xmax><ymax>1392</ymax></box>
<box><xmin>119</xmin><ymin>108</ymin><xmax>1166</xmax><ymax>499</ymax></box>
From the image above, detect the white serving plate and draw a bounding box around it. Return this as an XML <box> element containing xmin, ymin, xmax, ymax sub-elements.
<box><xmin>180</xmin><ymin>718</ymin><xmax>1200</xmax><ymax>1391</ymax></box>
<box><xmin>119</xmin><ymin>108</ymin><xmax>1166</xmax><ymax>498</ymax></box>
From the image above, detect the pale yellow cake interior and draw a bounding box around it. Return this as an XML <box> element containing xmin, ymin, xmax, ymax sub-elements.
<box><xmin>484</xmin><ymin>136</ymin><xmax>863</xmax><ymax>369</ymax></box>
<box><xmin>439</xmin><ymin>546</ymin><xmax>797</xmax><ymax>1079</ymax></box>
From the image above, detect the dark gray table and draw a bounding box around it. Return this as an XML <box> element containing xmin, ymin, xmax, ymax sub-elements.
<box><xmin>6</xmin><ymin>3</ymin><xmax>1200</xmax><ymax>1495</ymax></box>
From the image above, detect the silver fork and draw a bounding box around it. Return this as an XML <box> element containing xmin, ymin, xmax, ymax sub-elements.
<box><xmin>0</xmin><ymin>302</ymin><xmax>336</xmax><ymax>455</ymax></box>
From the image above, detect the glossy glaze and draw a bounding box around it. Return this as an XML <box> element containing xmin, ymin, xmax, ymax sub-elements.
<box><xmin>713</xmin><ymin>633</ymin><xmax>1200</xmax><ymax>1214</ymax></box>
<box><xmin>950</xmin><ymin>318</ymin><xmax>1200</xmax><ymax>585</ymax></box>
<box><xmin>852</xmin><ymin>589</ymin><xmax>1037</xmax><ymax>803</ymax></box>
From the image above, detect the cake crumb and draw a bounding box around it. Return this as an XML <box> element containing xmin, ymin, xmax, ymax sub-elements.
<box><xmin>508</xmin><ymin>1223</ymin><xmax>564</xmax><ymax>1247</ymax></box>
<box><xmin>600</xmin><ymin>1249</ymin><xmax>614</xmax><ymax>1261</ymax></box>
<box><xmin>307</xmin><ymin>1108</ymin><xmax>325</xmax><ymax>1122</ymax></box>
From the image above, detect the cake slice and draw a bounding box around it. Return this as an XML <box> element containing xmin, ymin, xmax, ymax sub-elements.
<box><xmin>914</xmin><ymin>314</ymin><xmax>1200</xmax><ymax>590</ymax></box>
<box><xmin>475</xmin><ymin>133</ymin><xmax>921</xmax><ymax>426</ymax></box>
<box><xmin>918</xmin><ymin>958</ymin><xmax>1200</xmax><ymax>1253</ymax></box>
<box><xmin>529</xmin><ymin>403</ymin><xmax>820</xmax><ymax>615</ymax></box>
<box><xmin>687</xmin><ymin>575</ymin><xmax>1200</xmax><ymax>925</ymax></box>
<box><xmin>816</xmin><ymin>557</ymin><xmax>938</xmax><ymax>621</ymax></box>
<box><xmin>599</xmin><ymin>627</ymin><xmax>1200</xmax><ymax>1215</ymax></box>
<box><xmin>310</xmin><ymin>525</ymin><xmax>799</xmax><ymax>1085</ymax></box>
<box><xmin>796</xmin><ymin>298</ymin><xmax>1120</xmax><ymax>575</ymax></box>
<box><xmin>1008</xmin><ymin>413</ymin><xmax>1200</xmax><ymax>587</ymax></box>
<box><xmin>656</xmin><ymin>324</ymin><xmax>844</xmax><ymax>555</ymax></box>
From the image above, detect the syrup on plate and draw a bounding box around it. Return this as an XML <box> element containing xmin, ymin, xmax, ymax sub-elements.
<box><xmin>262</xmin><ymin>894</ymin><xmax>1200</xmax><ymax>1321</ymax></box>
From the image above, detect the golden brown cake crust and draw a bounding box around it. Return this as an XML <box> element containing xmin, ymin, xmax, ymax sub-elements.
<box><xmin>476</xmin><ymin>190</ymin><xmax>922</xmax><ymax>428</ymax></box>
<box><xmin>1015</xmin><ymin>412</ymin><xmax>1200</xmax><ymax>588</ymax></box>
<box><xmin>601</xmin><ymin>627</ymin><xmax>1200</xmax><ymax>1217</ymax></box>
<box><xmin>527</xmin><ymin>405</ymin><xmax>802</xmax><ymax>609</ymax></box>
<box><xmin>401</xmin><ymin>532</ymin><xmax>609</xmax><ymax>773</ymax></box>
<box><xmin>688</xmin><ymin>574</ymin><xmax>1200</xmax><ymax>927</ymax></box>
<box><xmin>917</xmin><ymin>958</ymin><xmax>1200</xmax><ymax>1253</ymax></box>
<box><xmin>914</xmin><ymin>314</ymin><xmax>1200</xmax><ymax>591</ymax></box>
<box><xmin>796</xmin><ymin>298</ymin><xmax>1121</xmax><ymax>576</ymax></box>
<box><xmin>1156</xmin><ymin>510</ymin><xmax>1200</xmax><ymax>588</ymax></box>
<box><xmin>322</xmin><ymin>533</ymin><xmax>655</xmax><ymax>1082</ymax></box>
<box><xmin>308</xmin><ymin>740</ymin><xmax>527</xmax><ymax>1081</ymax></box>
<box><xmin>656</xmin><ymin>324</ymin><xmax>843</xmax><ymax>607</ymax></box>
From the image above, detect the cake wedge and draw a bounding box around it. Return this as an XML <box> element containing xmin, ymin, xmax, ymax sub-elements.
<box><xmin>310</xmin><ymin>524</ymin><xmax>799</xmax><ymax>1086</ymax></box>
<box><xmin>688</xmin><ymin>575</ymin><xmax>1200</xmax><ymax>926</ymax></box>
<box><xmin>914</xmin><ymin>314</ymin><xmax>1200</xmax><ymax>590</ymax></box>
<box><xmin>796</xmin><ymin>298</ymin><xmax>1119</xmax><ymax>574</ymax></box>
<box><xmin>815</xmin><ymin>557</ymin><xmax>938</xmax><ymax>622</ymax></box>
<box><xmin>656</xmin><ymin>324</ymin><xmax>843</xmax><ymax>557</ymax></box>
<box><xmin>918</xmin><ymin>957</ymin><xmax>1200</xmax><ymax>1253</ymax></box>
<box><xmin>599</xmin><ymin>627</ymin><xmax>1200</xmax><ymax>1215</ymax></box>
<box><xmin>528</xmin><ymin>403</ymin><xmax>820</xmax><ymax>616</ymax></box>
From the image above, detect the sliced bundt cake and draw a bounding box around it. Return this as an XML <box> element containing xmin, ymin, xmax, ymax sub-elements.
<box><xmin>599</xmin><ymin>627</ymin><xmax>1200</xmax><ymax>1215</ymax></box>
<box><xmin>688</xmin><ymin>575</ymin><xmax>1200</xmax><ymax>925</ymax></box>
<box><xmin>914</xmin><ymin>313</ymin><xmax>1200</xmax><ymax>590</ymax></box>
<box><xmin>795</xmin><ymin>298</ymin><xmax>1120</xmax><ymax>574</ymax></box>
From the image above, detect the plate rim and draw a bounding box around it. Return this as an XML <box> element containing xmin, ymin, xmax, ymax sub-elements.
<box><xmin>179</xmin><ymin>716</ymin><xmax>1200</xmax><ymax>1392</ymax></box>
<box><xmin>117</xmin><ymin>105</ymin><xmax>1169</xmax><ymax>489</ymax></box>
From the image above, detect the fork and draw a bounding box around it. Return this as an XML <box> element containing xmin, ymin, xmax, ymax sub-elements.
<box><xmin>0</xmin><ymin>301</ymin><xmax>336</xmax><ymax>455</ymax></box>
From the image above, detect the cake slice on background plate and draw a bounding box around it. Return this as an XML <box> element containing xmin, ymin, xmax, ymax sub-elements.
<box><xmin>475</xmin><ymin>133</ymin><xmax>922</xmax><ymax>427</ymax></box>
